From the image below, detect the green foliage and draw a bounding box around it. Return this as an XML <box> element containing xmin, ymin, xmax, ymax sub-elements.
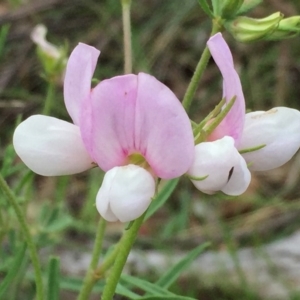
<box><xmin>46</xmin><ymin>257</ymin><xmax>60</xmax><ymax>300</ymax></box>
<box><xmin>156</xmin><ymin>242</ymin><xmax>210</xmax><ymax>289</ymax></box>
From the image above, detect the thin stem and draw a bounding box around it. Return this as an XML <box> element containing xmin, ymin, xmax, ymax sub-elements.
<box><xmin>101</xmin><ymin>213</ymin><xmax>145</xmax><ymax>300</ymax></box>
<box><xmin>0</xmin><ymin>174</ymin><xmax>44</xmax><ymax>300</ymax></box>
<box><xmin>182</xmin><ymin>21</ymin><xmax>221</xmax><ymax>112</ymax></box>
<box><xmin>77</xmin><ymin>217</ymin><xmax>107</xmax><ymax>300</ymax></box>
<box><xmin>121</xmin><ymin>0</ymin><xmax>132</xmax><ymax>74</ymax></box>
<box><xmin>43</xmin><ymin>81</ymin><xmax>55</xmax><ymax>115</ymax></box>
<box><xmin>0</xmin><ymin>208</ymin><xmax>6</xmax><ymax>243</ymax></box>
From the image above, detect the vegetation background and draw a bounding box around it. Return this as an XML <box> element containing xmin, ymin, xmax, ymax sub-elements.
<box><xmin>1</xmin><ymin>0</ymin><xmax>300</xmax><ymax>299</ymax></box>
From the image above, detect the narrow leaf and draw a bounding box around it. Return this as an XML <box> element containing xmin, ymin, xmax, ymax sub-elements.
<box><xmin>197</xmin><ymin>0</ymin><xmax>214</xmax><ymax>18</ymax></box>
<box><xmin>237</xmin><ymin>0</ymin><xmax>262</xmax><ymax>15</ymax></box>
<box><xmin>137</xmin><ymin>296</ymin><xmax>197</xmax><ymax>300</ymax></box>
<box><xmin>120</xmin><ymin>274</ymin><xmax>173</xmax><ymax>296</ymax></box>
<box><xmin>47</xmin><ymin>256</ymin><xmax>60</xmax><ymax>300</ymax></box>
<box><xmin>0</xmin><ymin>242</ymin><xmax>27</xmax><ymax>298</ymax></box>
<box><xmin>211</xmin><ymin>0</ymin><xmax>222</xmax><ymax>16</ymax></box>
<box><xmin>156</xmin><ymin>242</ymin><xmax>210</xmax><ymax>289</ymax></box>
<box><xmin>116</xmin><ymin>282</ymin><xmax>141</xmax><ymax>299</ymax></box>
<box><xmin>145</xmin><ymin>178</ymin><xmax>179</xmax><ymax>220</ymax></box>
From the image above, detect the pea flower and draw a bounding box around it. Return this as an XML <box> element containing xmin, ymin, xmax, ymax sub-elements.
<box><xmin>238</xmin><ymin>107</ymin><xmax>300</xmax><ymax>171</ymax></box>
<box><xmin>31</xmin><ymin>24</ymin><xmax>66</xmax><ymax>82</ymax></box>
<box><xmin>188</xmin><ymin>33</ymin><xmax>300</xmax><ymax>196</ymax></box>
<box><xmin>31</xmin><ymin>24</ymin><xmax>61</xmax><ymax>59</ymax></box>
<box><xmin>13</xmin><ymin>43</ymin><xmax>194</xmax><ymax>222</ymax></box>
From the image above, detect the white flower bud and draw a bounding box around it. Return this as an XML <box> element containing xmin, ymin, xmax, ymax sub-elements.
<box><xmin>239</xmin><ymin>107</ymin><xmax>300</xmax><ymax>171</ymax></box>
<box><xmin>96</xmin><ymin>165</ymin><xmax>155</xmax><ymax>222</ymax></box>
<box><xmin>188</xmin><ymin>136</ymin><xmax>251</xmax><ymax>196</ymax></box>
<box><xmin>13</xmin><ymin>115</ymin><xmax>93</xmax><ymax>176</ymax></box>
<box><xmin>31</xmin><ymin>24</ymin><xmax>61</xmax><ymax>59</ymax></box>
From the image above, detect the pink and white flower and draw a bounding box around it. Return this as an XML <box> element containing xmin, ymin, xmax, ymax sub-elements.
<box><xmin>188</xmin><ymin>33</ymin><xmax>300</xmax><ymax>196</ymax></box>
<box><xmin>13</xmin><ymin>43</ymin><xmax>194</xmax><ymax>222</ymax></box>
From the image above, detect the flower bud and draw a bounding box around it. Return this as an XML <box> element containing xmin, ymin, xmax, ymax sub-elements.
<box><xmin>266</xmin><ymin>16</ymin><xmax>300</xmax><ymax>40</ymax></box>
<box><xmin>96</xmin><ymin>165</ymin><xmax>155</xmax><ymax>222</ymax></box>
<box><xmin>188</xmin><ymin>136</ymin><xmax>251</xmax><ymax>196</ymax></box>
<box><xmin>31</xmin><ymin>24</ymin><xmax>66</xmax><ymax>81</ymax></box>
<box><xmin>221</xmin><ymin>0</ymin><xmax>244</xmax><ymax>19</ymax></box>
<box><xmin>238</xmin><ymin>107</ymin><xmax>300</xmax><ymax>171</ymax></box>
<box><xmin>225</xmin><ymin>12</ymin><xmax>283</xmax><ymax>42</ymax></box>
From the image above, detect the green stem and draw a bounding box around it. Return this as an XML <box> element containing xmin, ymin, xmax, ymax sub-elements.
<box><xmin>0</xmin><ymin>208</ymin><xmax>6</xmax><ymax>243</ymax></box>
<box><xmin>94</xmin><ymin>244</ymin><xmax>120</xmax><ymax>277</ymax></box>
<box><xmin>0</xmin><ymin>174</ymin><xmax>44</xmax><ymax>300</ymax></box>
<box><xmin>121</xmin><ymin>0</ymin><xmax>132</xmax><ymax>74</ymax></box>
<box><xmin>101</xmin><ymin>213</ymin><xmax>145</xmax><ymax>300</ymax></box>
<box><xmin>43</xmin><ymin>82</ymin><xmax>55</xmax><ymax>115</ymax></box>
<box><xmin>77</xmin><ymin>217</ymin><xmax>107</xmax><ymax>300</ymax></box>
<box><xmin>182</xmin><ymin>21</ymin><xmax>221</xmax><ymax>112</ymax></box>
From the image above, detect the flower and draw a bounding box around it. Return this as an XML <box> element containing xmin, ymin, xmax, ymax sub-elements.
<box><xmin>30</xmin><ymin>24</ymin><xmax>67</xmax><ymax>80</ymax></box>
<box><xmin>188</xmin><ymin>32</ymin><xmax>251</xmax><ymax>196</ymax></box>
<box><xmin>188</xmin><ymin>136</ymin><xmax>250</xmax><ymax>196</ymax></box>
<box><xmin>13</xmin><ymin>43</ymin><xmax>194</xmax><ymax>222</ymax></box>
<box><xmin>238</xmin><ymin>107</ymin><xmax>300</xmax><ymax>171</ymax></box>
<box><xmin>31</xmin><ymin>24</ymin><xmax>61</xmax><ymax>59</ymax></box>
<box><xmin>188</xmin><ymin>33</ymin><xmax>300</xmax><ymax>196</ymax></box>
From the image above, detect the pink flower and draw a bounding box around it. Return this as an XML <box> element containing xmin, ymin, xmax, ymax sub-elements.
<box><xmin>13</xmin><ymin>43</ymin><xmax>194</xmax><ymax>222</ymax></box>
<box><xmin>188</xmin><ymin>33</ymin><xmax>300</xmax><ymax>196</ymax></box>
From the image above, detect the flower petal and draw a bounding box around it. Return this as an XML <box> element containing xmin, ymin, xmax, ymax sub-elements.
<box><xmin>81</xmin><ymin>72</ymin><xmax>194</xmax><ymax>179</ymax></box>
<box><xmin>13</xmin><ymin>115</ymin><xmax>94</xmax><ymax>176</ymax></box>
<box><xmin>134</xmin><ymin>73</ymin><xmax>194</xmax><ymax>178</ymax></box>
<box><xmin>222</xmin><ymin>154</ymin><xmax>251</xmax><ymax>196</ymax></box>
<box><xmin>239</xmin><ymin>107</ymin><xmax>300</xmax><ymax>171</ymax></box>
<box><xmin>64</xmin><ymin>43</ymin><xmax>100</xmax><ymax>125</ymax></box>
<box><xmin>96</xmin><ymin>165</ymin><xmax>155</xmax><ymax>222</ymax></box>
<box><xmin>31</xmin><ymin>24</ymin><xmax>60</xmax><ymax>59</ymax></box>
<box><xmin>188</xmin><ymin>136</ymin><xmax>250</xmax><ymax>195</ymax></box>
<box><xmin>207</xmin><ymin>33</ymin><xmax>245</xmax><ymax>145</ymax></box>
<box><xmin>80</xmin><ymin>74</ymin><xmax>138</xmax><ymax>168</ymax></box>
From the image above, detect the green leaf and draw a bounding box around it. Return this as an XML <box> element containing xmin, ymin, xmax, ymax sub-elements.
<box><xmin>156</xmin><ymin>242</ymin><xmax>210</xmax><ymax>289</ymax></box>
<box><xmin>59</xmin><ymin>276</ymin><xmax>104</xmax><ymax>292</ymax></box>
<box><xmin>211</xmin><ymin>0</ymin><xmax>222</xmax><ymax>16</ymax></box>
<box><xmin>0</xmin><ymin>24</ymin><xmax>9</xmax><ymax>61</ymax></box>
<box><xmin>120</xmin><ymin>274</ymin><xmax>174</xmax><ymax>296</ymax></box>
<box><xmin>116</xmin><ymin>283</ymin><xmax>141</xmax><ymax>299</ymax></box>
<box><xmin>145</xmin><ymin>178</ymin><xmax>179</xmax><ymax>220</ymax></box>
<box><xmin>197</xmin><ymin>0</ymin><xmax>214</xmax><ymax>18</ymax></box>
<box><xmin>237</xmin><ymin>0</ymin><xmax>262</xmax><ymax>15</ymax></box>
<box><xmin>0</xmin><ymin>242</ymin><xmax>27</xmax><ymax>298</ymax></box>
<box><xmin>47</xmin><ymin>256</ymin><xmax>60</xmax><ymax>300</ymax></box>
<box><xmin>136</xmin><ymin>296</ymin><xmax>197</xmax><ymax>300</ymax></box>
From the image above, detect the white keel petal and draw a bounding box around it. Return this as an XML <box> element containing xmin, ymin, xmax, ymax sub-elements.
<box><xmin>13</xmin><ymin>115</ymin><xmax>94</xmax><ymax>176</ymax></box>
<box><xmin>96</xmin><ymin>165</ymin><xmax>155</xmax><ymax>222</ymax></box>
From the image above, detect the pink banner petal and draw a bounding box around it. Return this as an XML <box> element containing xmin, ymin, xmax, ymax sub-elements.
<box><xmin>80</xmin><ymin>73</ymin><xmax>194</xmax><ymax>179</ymax></box>
<box><xmin>207</xmin><ymin>33</ymin><xmax>245</xmax><ymax>145</ymax></box>
<box><xmin>64</xmin><ymin>43</ymin><xmax>100</xmax><ymax>125</ymax></box>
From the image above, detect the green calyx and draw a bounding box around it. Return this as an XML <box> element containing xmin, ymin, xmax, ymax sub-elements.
<box><xmin>225</xmin><ymin>12</ymin><xmax>283</xmax><ymax>42</ymax></box>
<box><xmin>127</xmin><ymin>153</ymin><xmax>149</xmax><ymax>169</ymax></box>
<box><xmin>221</xmin><ymin>0</ymin><xmax>244</xmax><ymax>19</ymax></box>
<box><xmin>187</xmin><ymin>174</ymin><xmax>209</xmax><ymax>181</ymax></box>
<box><xmin>193</xmin><ymin>96</ymin><xmax>236</xmax><ymax>144</ymax></box>
<box><xmin>239</xmin><ymin>144</ymin><xmax>266</xmax><ymax>154</ymax></box>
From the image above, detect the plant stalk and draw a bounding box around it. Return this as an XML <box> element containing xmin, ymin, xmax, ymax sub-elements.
<box><xmin>0</xmin><ymin>174</ymin><xmax>44</xmax><ymax>300</ymax></box>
